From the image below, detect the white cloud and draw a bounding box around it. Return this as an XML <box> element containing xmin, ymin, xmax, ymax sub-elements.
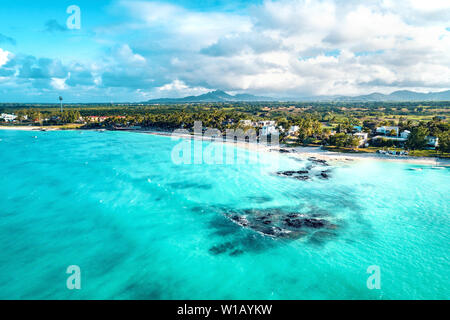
<box><xmin>117</xmin><ymin>0</ymin><xmax>252</xmax><ymax>50</ymax></box>
<box><xmin>407</xmin><ymin>0</ymin><xmax>450</xmax><ymax>12</ymax></box>
<box><xmin>113</xmin><ymin>44</ymin><xmax>146</xmax><ymax>65</ymax></box>
<box><xmin>0</xmin><ymin>48</ymin><xmax>11</xmax><ymax>67</ymax></box>
<box><xmin>51</xmin><ymin>77</ymin><xmax>68</xmax><ymax>90</ymax></box>
<box><xmin>156</xmin><ymin>79</ymin><xmax>209</xmax><ymax>97</ymax></box>
<box><xmin>171</xmin><ymin>0</ymin><xmax>450</xmax><ymax>96</ymax></box>
<box><xmin>2</xmin><ymin>0</ymin><xmax>450</xmax><ymax>101</ymax></box>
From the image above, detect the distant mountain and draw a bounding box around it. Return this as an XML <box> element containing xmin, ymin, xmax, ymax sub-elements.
<box><xmin>144</xmin><ymin>89</ymin><xmax>450</xmax><ymax>103</ymax></box>
<box><xmin>330</xmin><ymin>90</ymin><xmax>450</xmax><ymax>102</ymax></box>
<box><xmin>145</xmin><ymin>90</ymin><xmax>278</xmax><ymax>103</ymax></box>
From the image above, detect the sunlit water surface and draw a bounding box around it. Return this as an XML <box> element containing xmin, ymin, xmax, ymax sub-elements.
<box><xmin>0</xmin><ymin>130</ymin><xmax>448</xmax><ymax>299</ymax></box>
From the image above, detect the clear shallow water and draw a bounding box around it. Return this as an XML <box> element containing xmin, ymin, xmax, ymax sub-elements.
<box><xmin>0</xmin><ymin>130</ymin><xmax>448</xmax><ymax>300</ymax></box>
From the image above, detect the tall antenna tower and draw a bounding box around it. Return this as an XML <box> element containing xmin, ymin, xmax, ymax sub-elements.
<box><xmin>59</xmin><ymin>96</ymin><xmax>63</xmax><ymax>112</ymax></box>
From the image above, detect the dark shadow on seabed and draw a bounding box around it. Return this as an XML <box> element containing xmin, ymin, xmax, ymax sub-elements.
<box><xmin>180</xmin><ymin>157</ymin><xmax>374</xmax><ymax>257</ymax></box>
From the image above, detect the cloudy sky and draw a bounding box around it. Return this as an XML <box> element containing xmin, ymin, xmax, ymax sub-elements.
<box><xmin>0</xmin><ymin>0</ymin><xmax>449</xmax><ymax>102</ymax></box>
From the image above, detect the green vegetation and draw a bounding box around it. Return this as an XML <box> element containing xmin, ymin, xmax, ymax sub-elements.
<box><xmin>405</xmin><ymin>127</ymin><xmax>429</xmax><ymax>150</ymax></box>
<box><xmin>438</xmin><ymin>130</ymin><xmax>450</xmax><ymax>153</ymax></box>
<box><xmin>295</xmin><ymin>117</ymin><xmax>322</xmax><ymax>143</ymax></box>
<box><xmin>1</xmin><ymin>100</ymin><xmax>449</xmax><ymax>157</ymax></box>
<box><xmin>329</xmin><ymin>133</ymin><xmax>360</xmax><ymax>148</ymax></box>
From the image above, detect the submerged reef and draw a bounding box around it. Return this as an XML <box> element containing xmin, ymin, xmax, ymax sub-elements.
<box><xmin>223</xmin><ymin>207</ymin><xmax>338</xmax><ymax>240</ymax></box>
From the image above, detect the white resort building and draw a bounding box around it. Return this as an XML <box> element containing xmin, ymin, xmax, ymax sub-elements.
<box><xmin>372</xmin><ymin>129</ymin><xmax>411</xmax><ymax>144</ymax></box>
<box><xmin>426</xmin><ymin>136</ymin><xmax>439</xmax><ymax>149</ymax></box>
<box><xmin>376</xmin><ymin>126</ymin><xmax>399</xmax><ymax>136</ymax></box>
<box><xmin>239</xmin><ymin>120</ymin><xmax>254</xmax><ymax>127</ymax></box>
<box><xmin>400</xmin><ymin>130</ymin><xmax>411</xmax><ymax>139</ymax></box>
<box><xmin>353</xmin><ymin>132</ymin><xmax>369</xmax><ymax>147</ymax></box>
<box><xmin>0</xmin><ymin>113</ymin><xmax>17</xmax><ymax>122</ymax></box>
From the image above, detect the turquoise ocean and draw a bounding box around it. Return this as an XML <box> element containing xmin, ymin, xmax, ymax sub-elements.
<box><xmin>0</xmin><ymin>129</ymin><xmax>448</xmax><ymax>299</ymax></box>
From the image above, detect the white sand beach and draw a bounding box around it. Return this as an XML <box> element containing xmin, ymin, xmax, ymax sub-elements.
<box><xmin>143</xmin><ymin>129</ymin><xmax>450</xmax><ymax>167</ymax></box>
<box><xmin>0</xmin><ymin>126</ymin><xmax>44</xmax><ymax>131</ymax></box>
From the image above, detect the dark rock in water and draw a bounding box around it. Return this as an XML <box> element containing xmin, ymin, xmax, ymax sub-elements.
<box><xmin>247</xmin><ymin>195</ymin><xmax>273</xmax><ymax>203</ymax></box>
<box><xmin>279</xmin><ymin>148</ymin><xmax>291</xmax><ymax>153</ymax></box>
<box><xmin>222</xmin><ymin>207</ymin><xmax>337</xmax><ymax>241</ymax></box>
<box><xmin>318</xmin><ymin>169</ymin><xmax>332</xmax><ymax>179</ymax></box>
<box><xmin>276</xmin><ymin>165</ymin><xmax>333</xmax><ymax>181</ymax></box>
<box><xmin>231</xmin><ymin>215</ymin><xmax>249</xmax><ymax>227</ymax></box>
<box><xmin>284</xmin><ymin>217</ymin><xmax>327</xmax><ymax>229</ymax></box>
<box><xmin>259</xmin><ymin>226</ymin><xmax>284</xmax><ymax>237</ymax></box>
<box><xmin>308</xmin><ymin>157</ymin><xmax>329</xmax><ymax>166</ymax></box>
<box><xmin>276</xmin><ymin>170</ymin><xmax>308</xmax><ymax>176</ymax></box>
<box><xmin>303</xmin><ymin>218</ymin><xmax>327</xmax><ymax>228</ymax></box>
<box><xmin>229</xmin><ymin>249</ymin><xmax>244</xmax><ymax>256</ymax></box>
<box><xmin>276</xmin><ymin>170</ymin><xmax>310</xmax><ymax>181</ymax></box>
<box><xmin>276</xmin><ymin>171</ymin><xmax>294</xmax><ymax>176</ymax></box>
<box><xmin>246</xmin><ymin>222</ymin><xmax>293</xmax><ymax>239</ymax></box>
<box><xmin>254</xmin><ymin>215</ymin><xmax>273</xmax><ymax>226</ymax></box>
<box><xmin>209</xmin><ymin>242</ymin><xmax>234</xmax><ymax>255</ymax></box>
<box><xmin>284</xmin><ymin>218</ymin><xmax>304</xmax><ymax>228</ymax></box>
<box><xmin>262</xmin><ymin>227</ymin><xmax>277</xmax><ymax>236</ymax></box>
<box><xmin>320</xmin><ymin>172</ymin><xmax>330</xmax><ymax>179</ymax></box>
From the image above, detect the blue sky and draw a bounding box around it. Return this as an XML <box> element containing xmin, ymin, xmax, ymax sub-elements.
<box><xmin>0</xmin><ymin>0</ymin><xmax>449</xmax><ymax>102</ymax></box>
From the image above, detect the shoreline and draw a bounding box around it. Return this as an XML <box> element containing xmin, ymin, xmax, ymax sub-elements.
<box><xmin>131</xmin><ymin>129</ymin><xmax>450</xmax><ymax>167</ymax></box>
<box><xmin>1</xmin><ymin>125</ymin><xmax>449</xmax><ymax>166</ymax></box>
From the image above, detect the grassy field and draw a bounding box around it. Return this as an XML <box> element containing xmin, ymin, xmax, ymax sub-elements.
<box><xmin>407</xmin><ymin>149</ymin><xmax>450</xmax><ymax>158</ymax></box>
<box><xmin>323</xmin><ymin>146</ymin><xmax>376</xmax><ymax>153</ymax></box>
<box><xmin>47</xmin><ymin>123</ymin><xmax>85</xmax><ymax>129</ymax></box>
